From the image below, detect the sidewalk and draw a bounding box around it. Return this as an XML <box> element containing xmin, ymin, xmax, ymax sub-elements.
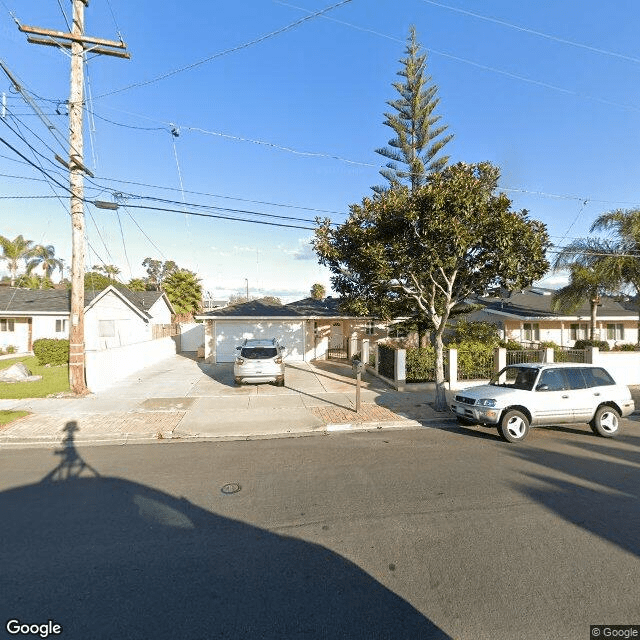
<box><xmin>0</xmin><ymin>356</ymin><xmax>454</xmax><ymax>449</ymax></box>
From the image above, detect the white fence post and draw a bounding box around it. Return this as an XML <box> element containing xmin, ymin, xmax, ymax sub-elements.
<box><xmin>448</xmin><ymin>348</ymin><xmax>457</xmax><ymax>389</ymax></box>
<box><xmin>544</xmin><ymin>347</ymin><xmax>554</xmax><ymax>363</ymax></box>
<box><xmin>361</xmin><ymin>339</ymin><xmax>370</xmax><ymax>367</ymax></box>
<box><xmin>586</xmin><ymin>346</ymin><xmax>599</xmax><ymax>364</ymax></box>
<box><xmin>494</xmin><ymin>347</ymin><xmax>506</xmax><ymax>375</ymax></box>
<box><xmin>395</xmin><ymin>348</ymin><xmax>406</xmax><ymax>384</ymax></box>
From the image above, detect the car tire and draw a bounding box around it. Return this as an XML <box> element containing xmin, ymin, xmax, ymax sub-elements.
<box><xmin>499</xmin><ymin>410</ymin><xmax>530</xmax><ymax>443</ymax></box>
<box><xmin>234</xmin><ymin>377</ymin><xmax>242</xmax><ymax>386</ymax></box>
<box><xmin>590</xmin><ymin>405</ymin><xmax>621</xmax><ymax>438</ymax></box>
<box><xmin>275</xmin><ymin>377</ymin><xmax>285</xmax><ymax>387</ymax></box>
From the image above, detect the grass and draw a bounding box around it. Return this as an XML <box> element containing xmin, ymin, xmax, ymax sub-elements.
<box><xmin>0</xmin><ymin>410</ymin><xmax>29</xmax><ymax>427</ymax></box>
<box><xmin>0</xmin><ymin>356</ymin><xmax>70</xmax><ymax>399</ymax></box>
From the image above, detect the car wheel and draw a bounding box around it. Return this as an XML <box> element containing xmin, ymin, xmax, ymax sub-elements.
<box><xmin>590</xmin><ymin>405</ymin><xmax>621</xmax><ymax>438</ymax></box>
<box><xmin>275</xmin><ymin>377</ymin><xmax>285</xmax><ymax>387</ymax></box>
<box><xmin>456</xmin><ymin>416</ymin><xmax>476</xmax><ymax>426</ymax></box>
<box><xmin>499</xmin><ymin>410</ymin><xmax>530</xmax><ymax>443</ymax></box>
<box><xmin>234</xmin><ymin>377</ymin><xmax>242</xmax><ymax>386</ymax></box>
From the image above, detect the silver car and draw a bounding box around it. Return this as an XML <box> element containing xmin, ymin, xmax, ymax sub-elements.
<box><xmin>234</xmin><ymin>338</ymin><xmax>285</xmax><ymax>386</ymax></box>
<box><xmin>450</xmin><ymin>363</ymin><xmax>634</xmax><ymax>442</ymax></box>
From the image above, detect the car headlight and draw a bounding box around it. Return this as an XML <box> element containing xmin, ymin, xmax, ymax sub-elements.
<box><xmin>477</xmin><ymin>398</ymin><xmax>497</xmax><ymax>407</ymax></box>
<box><xmin>235</xmin><ymin>357</ymin><xmax>244</xmax><ymax>365</ymax></box>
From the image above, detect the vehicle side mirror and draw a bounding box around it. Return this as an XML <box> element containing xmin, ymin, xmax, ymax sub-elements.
<box><xmin>536</xmin><ymin>384</ymin><xmax>549</xmax><ymax>391</ymax></box>
<box><xmin>236</xmin><ymin>346</ymin><xmax>241</xmax><ymax>350</ymax></box>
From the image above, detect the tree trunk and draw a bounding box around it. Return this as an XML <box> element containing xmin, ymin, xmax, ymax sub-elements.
<box><xmin>434</xmin><ymin>329</ymin><xmax>448</xmax><ymax>412</ymax></box>
<box><xmin>590</xmin><ymin>297</ymin><xmax>599</xmax><ymax>341</ymax></box>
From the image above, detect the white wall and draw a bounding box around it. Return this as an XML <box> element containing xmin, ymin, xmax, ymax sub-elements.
<box><xmin>32</xmin><ymin>316</ymin><xmax>68</xmax><ymax>341</ymax></box>
<box><xmin>593</xmin><ymin>351</ymin><xmax>640</xmax><ymax>385</ymax></box>
<box><xmin>85</xmin><ymin>292</ymin><xmax>150</xmax><ymax>351</ymax></box>
<box><xmin>0</xmin><ymin>317</ymin><xmax>29</xmax><ymax>351</ymax></box>
<box><xmin>85</xmin><ymin>336</ymin><xmax>177</xmax><ymax>392</ymax></box>
<box><xmin>180</xmin><ymin>322</ymin><xmax>204</xmax><ymax>351</ymax></box>
<box><xmin>148</xmin><ymin>297</ymin><xmax>172</xmax><ymax>324</ymax></box>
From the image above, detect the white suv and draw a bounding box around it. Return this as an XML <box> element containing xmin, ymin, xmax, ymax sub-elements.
<box><xmin>234</xmin><ymin>338</ymin><xmax>286</xmax><ymax>386</ymax></box>
<box><xmin>450</xmin><ymin>363</ymin><xmax>634</xmax><ymax>443</ymax></box>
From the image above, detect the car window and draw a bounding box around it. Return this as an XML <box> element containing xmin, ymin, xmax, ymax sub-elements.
<box><xmin>537</xmin><ymin>369</ymin><xmax>566</xmax><ymax>392</ymax></box>
<box><xmin>582</xmin><ymin>367</ymin><xmax>615</xmax><ymax>387</ymax></box>
<box><xmin>490</xmin><ymin>366</ymin><xmax>538</xmax><ymax>390</ymax></box>
<box><xmin>241</xmin><ymin>347</ymin><xmax>278</xmax><ymax>359</ymax></box>
<box><xmin>563</xmin><ymin>368</ymin><xmax>587</xmax><ymax>390</ymax></box>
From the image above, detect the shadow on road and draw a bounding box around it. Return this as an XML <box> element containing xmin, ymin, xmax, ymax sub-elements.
<box><xmin>507</xmin><ymin>432</ymin><xmax>640</xmax><ymax>558</ymax></box>
<box><xmin>1</xmin><ymin>421</ymin><xmax>451</xmax><ymax>640</ymax></box>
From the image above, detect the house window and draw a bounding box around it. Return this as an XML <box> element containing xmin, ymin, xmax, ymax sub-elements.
<box><xmin>606</xmin><ymin>323</ymin><xmax>624</xmax><ymax>340</ymax></box>
<box><xmin>570</xmin><ymin>323</ymin><xmax>588</xmax><ymax>341</ymax></box>
<box><xmin>365</xmin><ymin>320</ymin><xmax>375</xmax><ymax>335</ymax></box>
<box><xmin>0</xmin><ymin>319</ymin><xmax>15</xmax><ymax>332</ymax></box>
<box><xmin>99</xmin><ymin>320</ymin><xmax>116</xmax><ymax>338</ymax></box>
<box><xmin>55</xmin><ymin>319</ymin><xmax>67</xmax><ymax>333</ymax></box>
<box><xmin>523</xmin><ymin>323</ymin><xmax>539</xmax><ymax>342</ymax></box>
<box><xmin>388</xmin><ymin>326</ymin><xmax>408</xmax><ymax>339</ymax></box>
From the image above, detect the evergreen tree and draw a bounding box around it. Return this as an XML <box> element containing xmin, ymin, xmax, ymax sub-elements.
<box><xmin>374</xmin><ymin>26</ymin><xmax>453</xmax><ymax>194</ymax></box>
<box><xmin>163</xmin><ymin>269</ymin><xmax>203</xmax><ymax>315</ymax></box>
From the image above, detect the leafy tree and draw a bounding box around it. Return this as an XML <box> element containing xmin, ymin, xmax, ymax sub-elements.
<box><xmin>310</xmin><ymin>283</ymin><xmax>326</xmax><ymax>300</ymax></box>
<box><xmin>142</xmin><ymin>258</ymin><xmax>178</xmax><ymax>291</ymax></box>
<box><xmin>92</xmin><ymin>263</ymin><xmax>121</xmax><ymax>282</ymax></box>
<box><xmin>127</xmin><ymin>278</ymin><xmax>148</xmax><ymax>292</ymax></box>
<box><xmin>27</xmin><ymin>244</ymin><xmax>64</xmax><ymax>280</ymax></box>
<box><xmin>84</xmin><ymin>271</ymin><xmax>111</xmax><ymax>291</ymax></box>
<box><xmin>315</xmin><ymin>162</ymin><xmax>550</xmax><ymax>410</ymax></box>
<box><xmin>260</xmin><ymin>296</ymin><xmax>282</xmax><ymax>305</ymax></box>
<box><xmin>374</xmin><ymin>26</ymin><xmax>453</xmax><ymax>194</ymax></box>
<box><xmin>229</xmin><ymin>293</ymin><xmax>250</xmax><ymax>305</ymax></box>
<box><xmin>0</xmin><ymin>234</ymin><xmax>36</xmax><ymax>286</ymax></box>
<box><xmin>163</xmin><ymin>269</ymin><xmax>203</xmax><ymax>315</ymax></box>
<box><xmin>15</xmin><ymin>273</ymin><xmax>55</xmax><ymax>289</ymax></box>
<box><xmin>447</xmin><ymin>319</ymin><xmax>501</xmax><ymax>347</ymax></box>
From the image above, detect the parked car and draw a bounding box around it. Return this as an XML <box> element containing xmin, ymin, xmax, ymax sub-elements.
<box><xmin>450</xmin><ymin>363</ymin><xmax>634</xmax><ymax>442</ymax></box>
<box><xmin>234</xmin><ymin>338</ymin><xmax>285</xmax><ymax>386</ymax></box>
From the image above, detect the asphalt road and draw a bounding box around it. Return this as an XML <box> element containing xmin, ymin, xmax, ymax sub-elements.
<box><xmin>1</xmin><ymin>419</ymin><xmax>639</xmax><ymax>640</ymax></box>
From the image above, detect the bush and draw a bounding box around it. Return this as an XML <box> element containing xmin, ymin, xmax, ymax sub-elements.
<box><xmin>448</xmin><ymin>320</ymin><xmax>501</xmax><ymax>347</ymax></box>
<box><xmin>450</xmin><ymin>341</ymin><xmax>494</xmax><ymax>379</ymax></box>
<box><xmin>406</xmin><ymin>346</ymin><xmax>436</xmax><ymax>382</ymax></box>
<box><xmin>574</xmin><ymin>339</ymin><xmax>610</xmax><ymax>351</ymax></box>
<box><xmin>378</xmin><ymin>343</ymin><xmax>395</xmax><ymax>379</ymax></box>
<box><xmin>5</xmin><ymin>345</ymin><xmax>16</xmax><ymax>354</ymax></box>
<box><xmin>499</xmin><ymin>339</ymin><xmax>524</xmax><ymax>351</ymax></box>
<box><xmin>615</xmin><ymin>343</ymin><xmax>638</xmax><ymax>351</ymax></box>
<box><xmin>32</xmin><ymin>338</ymin><xmax>70</xmax><ymax>365</ymax></box>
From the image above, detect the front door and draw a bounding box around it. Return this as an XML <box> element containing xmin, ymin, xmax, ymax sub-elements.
<box><xmin>329</xmin><ymin>322</ymin><xmax>343</xmax><ymax>349</ymax></box>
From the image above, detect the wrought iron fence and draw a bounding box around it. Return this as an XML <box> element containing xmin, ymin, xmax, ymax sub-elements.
<box><xmin>327</xmin><ymin>338</ymin><xmax>349</xmax><ymax>361</ymax></box>
<box><xmin>506</xmin><ymin>349</ymin><xmax>545</xmax><ymax>365</ymax></box>
<box><xmin>553</xmin><ymin>346</ymin><xmax>587</xmax><ymax>363</ymax></box>
<box><xmin>456</xmin><ymin>346</ymin><xmax>493</xmax><ymax>380</ymax></box>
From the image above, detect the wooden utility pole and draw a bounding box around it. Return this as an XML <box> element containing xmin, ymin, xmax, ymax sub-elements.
<box><xmin>18</xmin><ymin>0</ymin><xmax>129</xmax><ymax>394</ymax></box>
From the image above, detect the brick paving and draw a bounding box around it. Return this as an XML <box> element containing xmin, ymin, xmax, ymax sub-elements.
<box><xmin>310</xmin><ymin>403</ymin><xmax>409</xmax><ymax>424</ymax></box>
<box><xmin>0</xmin><ymin>412</ymin><xmax>185</xmax><ymax>439</ymax></box>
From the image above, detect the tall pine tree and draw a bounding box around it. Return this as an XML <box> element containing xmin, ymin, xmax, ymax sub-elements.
<box><xmin>374</xmin><ymin>26</ymin><xmax>453</xmax><ymax>193</ymax></box>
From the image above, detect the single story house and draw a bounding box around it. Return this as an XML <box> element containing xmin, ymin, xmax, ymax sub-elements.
<box><xmin>468</xmin><ymin>287</ymin><xmax>639</xmax><ymax>347</ymax></box>
<box><xmin>196</xmin><ymin>296</ymin><xmax>387</xmax><ymax>363</ymax></box>
<box><xmin>0</xmin><ymin>285</ymin><xmax>174</xmax><ymax>353</ymax></box>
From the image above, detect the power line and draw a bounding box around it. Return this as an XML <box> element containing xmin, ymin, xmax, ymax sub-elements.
<box><xmin>419</xmin><ymin>0</ymin><xmax>640</xmax><ymax>65</ymax></box>
<box><xmin>95</xmin><ymin>0</ymin><xmax>353</xmax><ymax>99</ymax></box>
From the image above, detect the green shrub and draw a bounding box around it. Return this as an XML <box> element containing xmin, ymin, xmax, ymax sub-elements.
<box><xmin>378</xmin><ymin>344</ymin><xmax>395</xmax><ymax>379</ymax></box>
<box><xmin>615</xmin><ymin>343</ymin><xmax>638</xmax><ymax>351</ymax></box>
<box><xmin>499</xmin><ymin>339</ymin><xmax>523</xmax><ymax>351</ymax></box>
<box><xmin>574</xmin><ymin>339</ymin><xmax>610</xmax><ymax>351</ymax></box>
<box><xmin>32</xmin><ymin>338</ymin><xmax>70</xmax><ymax>365</ymax></box>
<box><xmin>406</xmin><ymin>346</ymin><xmax>436</xmax><ymax>382</ymax></box>
<box><xmin>451</xmin><ymin>341</ymin><xmax>494</xmax><ymax>379</ymax></box>
<box><xmin>5</xmin><ymin>345</ymin><xmax>16</xmax><ymax>354</ymax></box>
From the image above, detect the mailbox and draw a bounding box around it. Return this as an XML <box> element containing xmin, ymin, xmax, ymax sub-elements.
<box><xmin>352</xmin><ymin>359</ymin><xmax>365</xmax><ymax>375</ymax></box>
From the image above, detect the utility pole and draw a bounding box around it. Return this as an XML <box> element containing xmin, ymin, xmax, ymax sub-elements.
<box><xmin>18</xmin><ymin>0</ymin><xmax>129</xmax><ymax>394</ymax></box>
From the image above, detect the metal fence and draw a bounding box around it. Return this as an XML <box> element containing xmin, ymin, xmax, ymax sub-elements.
<box><xmin>457</xmin><ymin>347</ymin><xmax>493</xmax><ymax>380</ymax></box>
<box><xmin>506</xmin><ymin>349</ymin><xmax>546</xmax><ymax>365</ymax></box>
<box><xmin>327</xmin><ymin>338</ymin><xmax>349</xmax><ymax>361</ymax></box>
<box><xmin>553</xmin><ymin>346</ymin><xmax>587</xmax><ymax>363</ymax></box>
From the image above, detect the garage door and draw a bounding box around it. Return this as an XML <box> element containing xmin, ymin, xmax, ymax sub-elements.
<box><xmin>215</xmin><ymin>321</ymin><xmax>305</xmax><ymax>362</ymax></box>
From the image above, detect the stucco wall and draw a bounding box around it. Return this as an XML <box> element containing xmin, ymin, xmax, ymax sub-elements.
<box><xmin>85</xmin><ymin>292</ymin><xmax>151</xmax><ymax>351</ymax></box>
<box><xmin>85</xmin><ymin>336</ymin><xmax>177</xmax><ymax>392</ymax></box>
<box><xmin>0</xmin><ymin>317</ymin><xmax>29</xmax><ymax>351</ymax></box>
<box><xmin>148</xmin><ymin>297</ymin><xmax>172</xmax><ymax>324</ymax></box>
<box><xmin>32</xmin><ymin>315</ymin><xmax>69</xmax><ymax>342</ymax></box>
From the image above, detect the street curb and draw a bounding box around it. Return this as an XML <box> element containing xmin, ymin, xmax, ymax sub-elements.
<box><xmin>0</xmin><ymin>416</ymin><xmax>459</xmax><ymax>450</ymax></box>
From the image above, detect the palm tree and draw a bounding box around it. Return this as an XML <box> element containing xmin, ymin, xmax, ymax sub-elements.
<box><xmin>27</xmin><ymin>244</ymin><xmax>64</xmax><ymax>280</ymax></box>
<box><xmin>0</xmin><ymin>235</ymin><xmax>36</xmax><ymax>286</ymax></box>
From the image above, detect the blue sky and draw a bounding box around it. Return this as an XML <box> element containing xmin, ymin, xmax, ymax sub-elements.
<box><xmin>1</xmin><ymin>0</ymin><xmax>640</xmax><ymax>301</ymax></box>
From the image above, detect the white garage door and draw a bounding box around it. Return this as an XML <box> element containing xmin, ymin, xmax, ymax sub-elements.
<box><xmin>215</xmin><ymin>321</ymin><xmax>305</xmax><ymax>362</ymax></box>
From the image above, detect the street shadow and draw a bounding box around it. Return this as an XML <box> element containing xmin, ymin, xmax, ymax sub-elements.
<box><xmin>507</xmin><ymin>431</ymin><xmax>640</xmax><ymax>558</ymax></box>
<box><xmin>0</xmin><ymin>422</ymin><xmax>451</xmax><ymax>640</ymax></box>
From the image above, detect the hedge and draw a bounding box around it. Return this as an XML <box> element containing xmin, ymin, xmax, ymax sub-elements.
<box><xmin>33</xmin><ymin>338</ymin><xmax>70</xmax><ymax>366</ymax></box>
<box><xmin>405</xmin><ymin>347</ymin><xmax>436</xmax><ymax>382</ymax></box>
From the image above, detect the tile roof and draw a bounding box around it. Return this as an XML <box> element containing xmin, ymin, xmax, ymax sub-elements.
<box><xmin>473</xmin><ymin>287</ymin><xmax>637</xmax><ymax>319</ymax></box>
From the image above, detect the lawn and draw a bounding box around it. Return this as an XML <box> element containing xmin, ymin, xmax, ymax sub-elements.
<box><xmin>0</xmin><ymin>410</ymin><xmax>29</xmax><ymax>427</ymax></box>
<box><xmin>0</xmin><ymin>356</ymin><xmax>70</xmax><ymax>399</ymax></box>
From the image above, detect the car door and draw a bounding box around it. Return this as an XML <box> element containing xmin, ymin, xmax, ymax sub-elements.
<box><xmin>580</xmin><ymin>367</ymin><xmax>618</xmax><ymax>420</ymax></box>
<box><xmin>532</xmin><ymin>368</ymin><xmax>574</xmax><ymax>424</ymax></box>
<box><xmin>561</xmin><ymin>367</ymin><xmax>594</xmax><ymax>422</ymax></box>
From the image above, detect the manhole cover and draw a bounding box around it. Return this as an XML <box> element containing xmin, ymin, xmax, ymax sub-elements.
<box><xmin>221</xmin><ymin>482</ymin><xmax>242</xmax><ymax>495</ymax></box>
